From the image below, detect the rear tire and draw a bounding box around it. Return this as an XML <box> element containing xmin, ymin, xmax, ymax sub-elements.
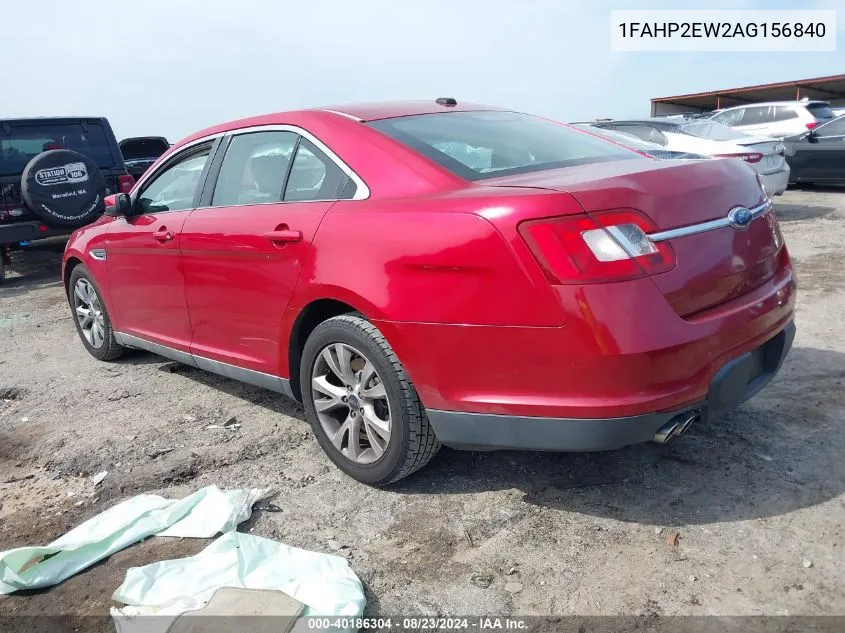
<box><xmin>68</xmin><ymin>264</ymin><xmax>124</xmax><ymax>361</ymax></box>
<box><xmin>300</xmin><ymin>314</ymin><xmax>440</xmax><ymax>485</ymax></box>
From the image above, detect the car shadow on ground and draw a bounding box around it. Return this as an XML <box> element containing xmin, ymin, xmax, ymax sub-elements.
<box><xmin>394</xmin><ymin>345</ymin><xmax>845</xmax><ymax>526</ymax></box>
<box><xmin>0</xmin><ymin>244</ymin><xmax>65</xmax><ymax>298</ymax></box>
<box><xmin>127</xmin><ymin>344</ymin><xmax>845</xmax><ymax>528</ymax></box>
<box><xmin>776</xmin><ymin>193</ymin><xmax>839</xmax><ymax>222</ymax></box>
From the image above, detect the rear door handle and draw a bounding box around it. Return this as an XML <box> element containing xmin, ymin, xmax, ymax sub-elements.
<box><xmin>153</xmin><ymin>227</ymin><xmax>174</xmax><ymax>242</ymax></box>
<box><xmin>264</xmin><ymin>224</ymin><xmax>303</xmax><ymax>244</ymax></box>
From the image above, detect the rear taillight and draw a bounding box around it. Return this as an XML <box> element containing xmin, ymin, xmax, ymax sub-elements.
<box><xmin>519</xmin><ymin>210</ymin><xmax>676</xmax><ymax>284</ymax></box>
<box><xmin>713</xmin><ymin>152</ymin><xmax>763</xmax><ymax>164</ymax></box>
<box><xmin>118</xmin><ymin>174</ymin><xmax>135</xmax><ymax>193</ymax></box>
<box><xmin>806</xmin><ymin>122</ymin><xmax>819</xmax><ymax>130</ymax></box>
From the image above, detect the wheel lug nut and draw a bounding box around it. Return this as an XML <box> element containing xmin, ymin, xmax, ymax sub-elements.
<box><xmin>359</xmin><ymin>407</ymin><xmax>364</xmax><ymax>413</ymax></box>
<box><xmin>341</xmin><ymin>396</ymin><xmax>347</xmax><ymax>403</ymax></box>
<box><xmin>346</xmin><ymin>385</ymin><xmax>352</xmax><ymax>391</ymax></box>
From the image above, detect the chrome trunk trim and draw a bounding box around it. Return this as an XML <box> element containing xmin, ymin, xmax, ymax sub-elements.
<box><xmin>648</xmin><ymin>199</ymin><xmax>772</xmax><ymax>243</ymax></box>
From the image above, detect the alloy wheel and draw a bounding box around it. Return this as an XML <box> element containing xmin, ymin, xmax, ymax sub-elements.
<box><xmin>73</xmin><ymin>278</ymin><xmax>106</xmax><ymax>349</ymax></box>
<box><xmin>311</xmin><ymin>342</ymin><xmax>391</xmax><ymax>464</ymax></box>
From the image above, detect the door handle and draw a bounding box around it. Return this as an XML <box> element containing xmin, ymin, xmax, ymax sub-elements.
<box><xmin>153</xmin><ymin>228</ymin><xmax>174</xmax><ymax>242</ymax></box>
<box><xmin>264</xmin><ymin>224</ymin><xmax>303</xmax><ymax>244</ymax></box>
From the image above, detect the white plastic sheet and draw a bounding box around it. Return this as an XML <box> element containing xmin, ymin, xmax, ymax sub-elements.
<box><xmin>0</xmin><ymin>485</ymin><xmax>272</xmax><ymax>594</ymax></box>
<box><xmin>111</xmin><ymin>531</ymin><xmax>366</xmax><ymax>632</ymax></box>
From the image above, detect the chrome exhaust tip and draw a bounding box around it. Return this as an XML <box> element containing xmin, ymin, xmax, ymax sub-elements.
<box><xmin>653</xmin><ymin>421</ymin><xmax>680</xmax><ymax>444</ymax></box>
<box><xmin>675</xmin><ymin>413</ymin><xmax>698</xmax><ymax>437</ymax></box>
<box><xmin>654</xmin><ymin>413</ymin><xmax>699</xmax><ymax>444</ymax></box>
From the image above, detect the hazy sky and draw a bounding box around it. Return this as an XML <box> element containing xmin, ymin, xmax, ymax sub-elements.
<box><xmin>4</xmin><ymin>0</ymin><xmax>843</xmax><ymax>142</ymax></box>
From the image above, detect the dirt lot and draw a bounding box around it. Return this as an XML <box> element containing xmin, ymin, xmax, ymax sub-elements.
<box><xmin>1</xmin><ymin>189</ymin><xmax>844</xmax><ymax>628</ymax></box>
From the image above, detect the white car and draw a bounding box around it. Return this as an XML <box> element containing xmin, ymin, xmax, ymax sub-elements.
<box><xmin>710</xmin><ymin>101</ymin><xmax>836</xmax><ymax>138</ymax></box>
<box><xmin>591</xmin><ymin>119</ymin><xmax>790</xmax><ymax>196</ymax></box>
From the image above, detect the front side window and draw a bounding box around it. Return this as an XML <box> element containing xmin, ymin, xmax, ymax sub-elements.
<box><xmin>284</xmin><ymin>139</ymin><xmax>355</xmax><ymax>202</ymax></box>
<box><xmin>137</xmin><ymin>147</ymin><xmax>210</xmax><ymax>214</ymax></box>
<box><xmin>212</xmin><ymin>131</ymin><xmax>298</xmax><ymax>207</ymax></box>
<box><xmin>815</xmin><ymin>116</ymin><xmax>845</xmax><ymax>137</ymax></box>
<box><xmin>367</xmin><ymin>111</ymin><xmax>636</xmax><ymax>181</ymax></box>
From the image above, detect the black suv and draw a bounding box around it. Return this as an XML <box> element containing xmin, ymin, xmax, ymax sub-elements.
<box><xmin>0</xmin><ymin>117</ymin><xmax>134</xmax><ymax>281</ymax></box>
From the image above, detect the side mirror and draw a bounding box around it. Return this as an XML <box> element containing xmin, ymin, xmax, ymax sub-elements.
<box><xmin>807</xmin><ymin>130</ymin><xmax>819</xmax><ymax>143</ymax></box>
<box><xmin>104</xmin><ymin>193</ymin><xmax>132</xmax><ymax>217</ymax></box>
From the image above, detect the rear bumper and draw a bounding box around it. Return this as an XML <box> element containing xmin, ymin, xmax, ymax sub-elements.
<box><xmin>0</xmin><ymin>221</ymin><xmax>70</xmax><ymax>245</ymax></box>
<box><xmin>427</xmin><ymin>321</ymin><xmax>795</xmax><ymax>451</ymax></box>
<box><xmin>376</xmin><ymin>259</ymin><xmax>795</xmax><ymax>420</ymax></box>
<box><xmin>759</xmin><ymin>167</ymin><xmax>789</xmax><ymax>197</ymax></box>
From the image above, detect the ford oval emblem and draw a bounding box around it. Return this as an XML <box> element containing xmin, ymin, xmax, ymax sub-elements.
<box><xmin>728</xmin><ymin>206</ymin><xmax>753</xmax><ymax>230</ymax></box>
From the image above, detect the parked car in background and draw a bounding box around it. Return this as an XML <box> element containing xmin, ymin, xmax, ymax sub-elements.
<box><xmin>119</xmin><ymin>136</ymin><xmax>170</xmax><ymax>182</ymax></box>
<box><xmin>590</xmin><ymin>119</ymin><xmax>790</xmax><ymax>196</ymax></box>
<box><xmin>710</xmin><ymin>101</ymin><xmax>835</xmax><ymax>138</ymax></box>
<box><xmin>1</xmin><ymin>117</ymin><xmax>133</xmax><ymax>281</ymax></box>
<box><xmin>63</xmin><ymin>100</ymin><xmax>794</xmax><ymax>485</ymax></box>
<box><xmin>572</xmin><ymin>123</ymin><xmax>709</xmax><ymax>159</ymax></box>
<box><xmin>784</xmin><ymin>115</ymin><xmax>845</xmax><ymax>185</ymax></box>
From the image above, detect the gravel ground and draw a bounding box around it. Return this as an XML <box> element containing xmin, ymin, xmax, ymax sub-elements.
<box><xmin>0</xmin><ymin>188</ymin><xmax>843</xmax><ymax>628</ymax></box>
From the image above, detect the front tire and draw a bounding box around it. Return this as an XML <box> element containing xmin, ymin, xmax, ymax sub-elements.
<box><xmin>300</xmin><ymin>314</ymin><xmax>440</xmax><ymax>485</ymax></box>
<box><xmin>68</xmin><ymin>264</ymin><xmax>124</xmax><ymax>361</ymax></box>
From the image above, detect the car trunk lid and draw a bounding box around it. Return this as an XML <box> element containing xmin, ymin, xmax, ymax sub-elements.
<box><xmin>119</xmin><ymin>137</ymin><xmax>170</xmax><ymax>161</ymax></box>
<box><xmin>732</xmin><ymin>137</ymin><xmax>787</xmax><ymax>175</ymax></box>
<box><xmin>485</xmin><ymin>158</ymin><xmax>782</xmax><ymax>317</ymax></box>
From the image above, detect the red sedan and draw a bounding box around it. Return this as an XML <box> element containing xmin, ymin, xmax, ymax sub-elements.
<box><xmin>63</xmin><ymin>100</ymin><xmax>796</xmax><ymax>485</ymax></box>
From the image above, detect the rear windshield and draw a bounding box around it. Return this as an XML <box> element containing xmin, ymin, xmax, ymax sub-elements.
<box><xmin>367</xmin><ymin>111</ymin><xmax>636</xmax><ymax>180</ymax></box>
<box><xmin>0</xmin><ymin>122</ymin><xmax>116</xmax><ymax>175</ymax></box>
<box><xmin>678</xmin><ymin>120</ymin><xmax>750</xmax><ymax>141</ymax></box>
<box><xmin>806</xmin><ymin>103</ymin><xmax>835</xmax><ymax>119</ymax></box>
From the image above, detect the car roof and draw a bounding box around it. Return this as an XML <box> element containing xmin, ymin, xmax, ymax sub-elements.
<box><xmin>0</xmin><ymin>116</ymin><xmax>110</xmax><ymax>125</ymax></box>
<box><xmin>177</xmin><ymin>100</ymin><xmax>507</xmax><ymax>148</ymax></box>
<box><xmin>592</xmin><ymin>118</ymin><xmax>682</xmax><ymax>131</ymax></box>
<box><xmin>311</xmin><ymin>100</ymin><xmax>504</xmax><ymax>122</ymax></box>
<box><xmin>716</xmin><ymin>101</ymin><xmax>829</xmax><ymax>111</ymax></box>
<box><xmin>120</xmin><ymin>136</ymin><xmax>169</xmax><ymax>143</ymax></box>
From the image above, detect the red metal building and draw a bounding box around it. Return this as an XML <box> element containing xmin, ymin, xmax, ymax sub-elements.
<box><xmin>651</xmin><ymin>73</ymin><xmax>845</xmax><ymax>116</ymax></box>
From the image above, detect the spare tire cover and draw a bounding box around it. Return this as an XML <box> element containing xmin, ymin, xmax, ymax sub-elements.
<box><xmin>21</xmin><ymin>150</ymin><xmax>106</xmax><ymax>227</ymax></box>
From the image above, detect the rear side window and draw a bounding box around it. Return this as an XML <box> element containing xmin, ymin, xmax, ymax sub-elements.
<box><xmin>367</xmin><ymin>111</ymin><xmax>635</xmax><ymax>181</ymax></box>
<box><xmin>806</xmin><ymin>103</ymin><xmax>835</xmax><ymax>120</ymax></box>
<box><xmin>739</xmin><ymin>106</ymin><xmax>773</xmax><ymax>125</ymax></box>
<box><xmin>284</xmin><ymin>139</ymin><xmax>355</xmax><ymax>202</ymax></box>
<box><xmin>610</xmin><ymin>124</ymin><xmax>668</xmax><ymax>146</ymax></box>
<box><xmin>772</xmin><ymin>106</ymin><xmax>799</xmax><ymax>122</ymax></box>
<box><xmin>711</xmin><ymin>109</ymin><xmax>743</xmax><ymax>127</ymax></box>
<box><xmin>0</xmin><ymin>122</ymin><xmax>116</xmax><ymax>175</ymax></box>
<box><xmin>212</xmin><ymin>131</ymin><xmax>298</xmax><ymax>207</ymax></box>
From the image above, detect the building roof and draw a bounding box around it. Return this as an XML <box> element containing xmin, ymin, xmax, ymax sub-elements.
<box><xmin>652</xmin><ymin>74</ymin><xmax>845</xmax><ymax>112</ymax></box>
